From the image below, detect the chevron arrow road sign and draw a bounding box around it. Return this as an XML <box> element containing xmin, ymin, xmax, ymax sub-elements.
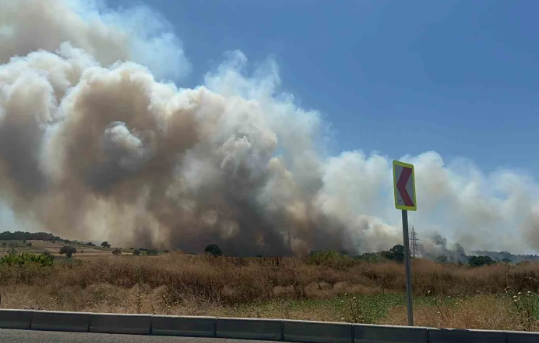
<box><xmin>393</xmin><ymin>160</ymin><xmax>417</xmax><ymax>211</ymax></box>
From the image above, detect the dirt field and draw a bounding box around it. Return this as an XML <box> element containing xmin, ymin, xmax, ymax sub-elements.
<box><xmin>0</xmin><ymin>249</ymin><xmax>539</xmax><ymax>331</ymax></box>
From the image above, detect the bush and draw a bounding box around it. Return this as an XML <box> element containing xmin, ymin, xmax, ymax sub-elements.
<box><xmin>133</xmin><ymin>249</ymin><xmax>141</xmax><ymax>256</ymax></box>
<box><xmin>101</xmin><ymin>241</ymin><xmax>111</xmax><ymax>248</ymax></box>
<box><xmin>354</xmin><ymin>252</ymin><xmax>387</xmax><ymax>263</ymax></box>
<box><xmin>306</xmin><ymin>250</ymin><xmax>354</xmax><ymax>269</ymax></box>
<box><xmin>27</xmin><ymin>242</ymin><xmax>32</xmax><ymax>247</ymax></box>
<box><xmin>437</xmin><ymin>255</ymin><xmax>448</xmax><ymax>263</ymax></box>
<box><xmin>59</xmin><ymin>246</ymin><xmax>77</xmax><ymax>258</ymax></box>
<box><xmin>468</xmin><ymin>255</ymin><xmax>494</xmax><ymax>267</ymax></box>
<box><xmin>382</xmin><ymin>245</ymin><xmax>405</xmax><ymax>263</ymax></box>
<box><xmin>205</xmin><ymin>244</ymin><xmax>222</xmax><ymax>257</ymax></box>
<box><xmin>0</xmin><ymin>252</ymin><xmax>54</xmax><ymax>267</ymax></box>
<box><xmin>112</xmin><ymin>249</ymin><xmax>122</xmax><ymax>255</ymax></box>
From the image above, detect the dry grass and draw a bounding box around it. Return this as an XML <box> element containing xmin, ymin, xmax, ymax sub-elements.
<box><xmin>1</xmin><ymin>253</ymin><xmax>539</xmax><ymax>331</ymax></box>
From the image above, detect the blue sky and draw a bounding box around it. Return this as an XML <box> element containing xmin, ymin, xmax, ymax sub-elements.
<box><xmin>108</xmin><ymin>0</ymin><xmax>539</xmax><ymax>175</ymax></box>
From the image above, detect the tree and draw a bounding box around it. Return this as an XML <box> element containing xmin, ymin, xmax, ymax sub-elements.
<box><xmin>27</xmin><ymin>242</ymin><xmax>32</xmax><ymax>248</ymax></box>
<box><xmin>87</xmin><ymin>242</ymin><xmax>95</xmax><ymax>246</ymax></box>
<box><xmin>384</xmin><ymin>244</ymin><xmax>404</xmax><ymax>263</ymax></box>
<box><xmin>112</xmin><ymin>249</ymin><xmax>121</xmax><ymax>256</ymax></box>
<box><xmin>133</xmin><ymin>249</ymin><xmax>141</xmax><ymax>256</ymax></box>
<box><xmin>101</xmin><ymin>241</ymin><xmax>111</xmax><ymax>248</ymax></box>
<box><xmin>59</xmin><ymin>246</ymin><xmax>77</xmax><ymax>258</ymax></box>
<box><xmin>468</xmin><ymin>255</ymin><xmax>494</xmax><ymax>267</ymax></box>
<box><xmin>205</xmin><ymin>244</ymin><xmax>223</xmax><ymax>257</ymax></box>
<box><xmin>501</xmin><ymin>258</ymin><xmax>512</xmax><ymax>263</ymax></box>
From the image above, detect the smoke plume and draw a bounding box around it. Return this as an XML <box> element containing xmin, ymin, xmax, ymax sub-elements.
<box><xmin>1</xmin><ymin>0</ymin><xmax>539</xmax><ymax>255</ymax></box>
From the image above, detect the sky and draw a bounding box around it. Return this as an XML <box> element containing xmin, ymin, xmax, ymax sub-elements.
<box><xmin>110</xmin><ymin>0</ymin><xmax>539</xmax><ymax>174</ymax></box>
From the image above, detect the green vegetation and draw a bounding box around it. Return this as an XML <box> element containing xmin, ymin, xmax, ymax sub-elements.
<box><xmin>510</xmin><ymin>290</ymin><xmax>539</xmax><ymax>331</ymax></box>
<box><xmin>205</xmin><ymin>244</ymin><xmax>223</xmax><ymax>257</ymax></box>
<box><xmin>468</xmin><ymin>255</ymin><xmax>494</xmax><ymax>267</ymax></box>
<box><xmin>59</xmin><ymin>246</ymin><xmax>77</xmax><ymax>258</ymax></box>
<box><xmin>307</xmin><ymin>251</ymin><xmax>354</xmax><ymax>269</ymax></box>
<box><xmin>383</xmin><ymin>245</ymin><xmax>405</xmax><ymax>263</ymax></box>
<box><xmin>0</xmin><ymin>252</ymin><xmax>54</xmax><ymax>267</ymax></box>
<box><xmin>0</xmin><ymin>231</ymin><xmax>66</xmax><ymax>242</ymax></box>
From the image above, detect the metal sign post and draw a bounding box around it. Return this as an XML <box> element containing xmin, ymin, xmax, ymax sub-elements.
<box><xmin>401</xmin><ymin>209</ymin><xmax>413</xmax><ymax>326</ymax></box>
<box><xmin>393</xmin><ymin>160</ymin><xmax>417</xmax><ymax>326</ymax></box>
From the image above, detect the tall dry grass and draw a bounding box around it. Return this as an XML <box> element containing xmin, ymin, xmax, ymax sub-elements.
<box><xmin>1</xmin><ymin>253</ymin><xmax>539</xmax><ymax>329</ymax></box>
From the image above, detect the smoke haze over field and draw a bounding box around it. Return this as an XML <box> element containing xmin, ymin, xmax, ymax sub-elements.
<box><xmin>1</xmin><ymin>0</ymin><xmax>539</xmax><ymax>255</ymax></box>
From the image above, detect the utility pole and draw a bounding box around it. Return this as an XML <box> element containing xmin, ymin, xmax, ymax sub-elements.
<box><xmin>288</xmin><ymin>229</ymin><xmax>292</xmax><ymax>251</ymax></box>
<box><xmin>409</xmin><ymin>227</ymin><xmax>420</xmax><ymax>258</ymax></box>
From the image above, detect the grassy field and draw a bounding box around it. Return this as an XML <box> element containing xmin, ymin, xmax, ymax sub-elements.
<box><xmin>0</xmin><ymin>249</ymin><xmax>538</xmax><ymax>331</ymax></box>
<box><xmin>0</xmin><ymin>240</ymin><xmax>134</xmax><ymax>258</ymax></box>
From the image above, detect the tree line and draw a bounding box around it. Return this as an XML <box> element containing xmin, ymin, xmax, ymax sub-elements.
<box><xmin>0</xmin><ymin>231</ymin><xmax>67</xmax><ymax>242</ymax></box>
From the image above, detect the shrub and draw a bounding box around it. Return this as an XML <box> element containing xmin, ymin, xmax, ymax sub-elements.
<box><xmin>306</xmin><ymin>250</ymin><xmax>354</xmax><ymax>269</ymax></box>
<box><xmin>468</xmin><ymin>255</ymin><xmax>494</xmax><ymax>267</ymax></box>
<box><xmin>437</xmin><ymin>255</ymin><xmax>448</xmax><ymax>263</ymax></box>
<box><xmin>112</xmin><ymin>249</ymin><xmax>122</xmax><ymax>256</ymax></box>
<box><xmin>354</xmin><ymin>252</ymin><xmax>387</xmax><ymax>263</ymax></box>
<box><xmin>205</xmin><ymin>244</ymin><xmax>222</xmax><ymax>257</ymax></box>
<box><xmin>0</xmin><ymin>252</ymin><xmax>54</xmax><ymax>267</ymax></box>
<box><xmin>133</xmin><ymin>249</ymin><xmax>141</xmax><ymax>256</ymax></box>
<box><xmin>101</xmin><ymin>241</ymin><xmax>111</xmax><ymax>248</ymax></box>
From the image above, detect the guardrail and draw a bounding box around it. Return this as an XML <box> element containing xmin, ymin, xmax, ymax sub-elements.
<box><xmin>0</xmin><ymin>309</ymin><xmax>538</xmax><ymax>342</ymax></box>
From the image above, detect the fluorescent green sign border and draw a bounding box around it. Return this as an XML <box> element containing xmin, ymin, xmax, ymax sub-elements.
<box><xmin>393</xmin><ymin>160</ymin><xmax>417</xmax><ymax>211</ymax></box>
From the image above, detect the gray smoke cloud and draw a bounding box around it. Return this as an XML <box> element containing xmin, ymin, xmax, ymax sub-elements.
<box><xmin>419</xmin><ymin>231</ymin><xmax>467</xmax><ymax>262</ymax></box>
<box><xmin>1</xmin><ymin>0</ymin><xmax>539</xmax><ymax>256</ymax></box>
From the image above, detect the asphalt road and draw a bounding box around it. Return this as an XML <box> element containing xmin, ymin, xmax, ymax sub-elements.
<box><xmin>0</xmin><ymin>329</ymin><xmax>293</xmax><ymax>343</ymax></box>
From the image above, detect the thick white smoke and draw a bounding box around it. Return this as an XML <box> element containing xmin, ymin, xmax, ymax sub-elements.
<box><xmin>0</xmin><ymin>0</ymin><xmax>538</xmax><ymax>255</ymax></box>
